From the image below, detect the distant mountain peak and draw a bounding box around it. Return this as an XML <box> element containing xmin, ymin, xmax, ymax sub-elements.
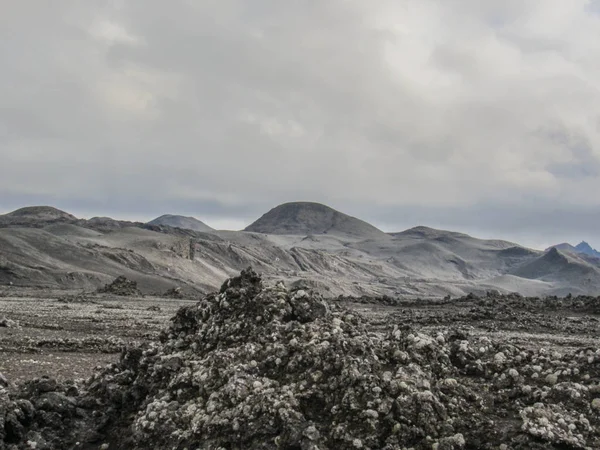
<box><xmin>575</xmin><ymin>241</ymin><xmax>600</xmax><ymax>258</ymax></box>
<box><xmin>147</xmin><ymin>214</ymin><xmax>214</xmax><ymax>232</ymax></box>
<box><xmin>5</xmin><ymin>206</ymin><xmax>77</xmax><ymax>220</ymax></box>
<box><xmin>0</xmin><ymin>206</ymin><xmax>78</xmax><ymax>228</ymax></box>
<box><xmin>244</xmin><ymin>201</ymin><xmax>387</xmax><ymax>239</ymax></box>
<box><xmin>547</xmin><ymin>241</ymin><xmax>600</xmax><ymax>260</ymax></box>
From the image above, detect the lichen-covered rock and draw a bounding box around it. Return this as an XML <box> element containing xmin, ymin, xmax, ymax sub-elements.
<box><xmin>0</xmin><ymin>374</ymin><xmax>8</xmax><ymax>389</ymax></box>
<box><xmin>0</xmin><ymin>317</ymin><xmax>16</xmax><ymax>328</ymax></box>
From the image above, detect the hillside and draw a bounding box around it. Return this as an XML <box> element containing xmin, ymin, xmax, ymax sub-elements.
<box><xmin>361</xmin><ymin>226</ymin><xmax>537</xmax><ymax>277</ymax></box>
<box><xmin>510</xmin><ymin>247</ymin><xmax>600</xmax><ymax>295</ymax></box>
<box><xmin>147</xmin><ymin>214</ymin><xmax>214</xmax><ymax>232</ymax></box>
<box><xmin>2</xmin><ymin>203</ymin><xmax>600</xmax><ymax>297</ymax></box>
<box><xmin>245</xmin><ymin>202</ymin><xmax>388</xmax><ymax>240</ymax></box>
<box><xmin>547</xmin><ymin>241</ymin><xmax>600</xmax><ymax>260</ymax></box>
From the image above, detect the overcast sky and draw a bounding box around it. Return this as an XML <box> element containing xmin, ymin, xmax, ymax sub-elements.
<box><xmin>2</xmin><ymin>1</ymin><xmax>600</xmax><ymax>250</ymax></box>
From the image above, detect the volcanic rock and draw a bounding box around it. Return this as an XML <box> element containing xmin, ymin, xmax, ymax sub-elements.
<box><xmin>0</xmin><ymin>317</ymin><xmax>16</xmax><ymax>328</ymax></box>
<box><xmin>97</xmin><ymin>276</ymin><xmax>142</xmax><ymax>296</ymax></box>
<box><xmin>2</xmin><ymin>269</ymin><xmax>600</xmax><ymax>449</ymax></box>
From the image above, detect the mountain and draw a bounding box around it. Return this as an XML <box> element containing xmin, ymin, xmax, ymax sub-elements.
<box><xmin>575</xmin><ymin>241</ymin><xmax>600</xmax><ymax>259</ymax></box>
<box><xmin>85</xmin><ymin>217</ymin><xmax>143</xmax><ymax>232</ymax></box>
<box><xmin>0</xmin><ymin>206</ymin><xmax>78</xmax><ymax>227</ymax></box>
<box><xmin>548</xmin><ymin>243</ymin><xmax>578</xmax><ymax>253</ymax></box>
<box><xmin>547</xmin><ymin>241</ymin><xmax>600</xmax><ymax>261</ymax></box>
<box><xmin>147</xmin><ymin>214</ymin><xmax>214</xmax><ymax>232</ymax></box>
<box><xmin>352</xmin><ymin>226</ymin><xmax>540</xmax><ymax>287</ymax></box>
<box><xmin>2</xmin><ymin>203</ymin><xmax>600</xmax><ymax>297</ymax></box>
<box><xmin>0</xmin><ymin>225</ymin><xmax>210</xmax><ymax>295</ymax></box>
<box><xmin>510</xmin><ymin>247</ymin><xmax>600</xmax><ymax>295</ymax></box>
<box><xmin>245</xmin><ymin>202</ymin><xmax>388</xmax><ymax>240</ymax></box>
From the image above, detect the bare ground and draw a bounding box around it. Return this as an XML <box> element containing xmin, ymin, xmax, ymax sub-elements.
<box><xmin>2</xmin><ymin>288</ymin><xmax>598</xmax><ymax>386</ymax></box>
<box><xmin>1</xmin><ymin>284</ymin><xmax>600</xmax><ymax>449</ymax></box>
<box><xmin>0</xmin><ymin>287</ymin><xmax>195</xmax><ymax>384</ymax></box>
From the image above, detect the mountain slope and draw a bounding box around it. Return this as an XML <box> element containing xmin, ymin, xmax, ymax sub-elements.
<box><xmin>147</xmin><ymin>214</ymin><xmax>214</xmax><ymax>232</ymax></box>
<box><xmin>510</xmin><ymin>247</ymin><xmax>600</xmax><ymax>295</ymax></box>
<box><xmin>548</xmin><ymin>243</ymin><xmax>579</xmax><ymax>253</ymax></box>
<box><xmin>546</xmin><ymin>241</ymin><xmax>600</xmax><ymax>270</ymax></box>
<box><xmin>245</xmin><ymin>202</ymin><xmax>388</xmax><ymax>240</ymax></box>
<box><xmin>351</xmin><ymin>226</ymin><xmax>540</xmax><ymax>284</ymax></box>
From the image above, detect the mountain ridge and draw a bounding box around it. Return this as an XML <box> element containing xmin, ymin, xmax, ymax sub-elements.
<box><xmin>2</xmin><ymin>202</ymin><xmax>600</xmax><ymax>297</ymax></box>
<box><xmin>547</xmin><ymin>241</ymin><xmax>600</xmax><ymax>259</ymax></box>
<box><xmin>575</xmin><ymin>241</ymin><xmax>600</xmax><ymax>259</ymax></box>
<box><xmin>147</xmin><ymin>214</ymin><xmax>214</xmax><ymax>232</ymax></box>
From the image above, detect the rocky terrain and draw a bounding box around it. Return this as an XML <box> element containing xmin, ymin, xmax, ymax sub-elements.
<box><xmin>2</xmin><ymin>202</ymin><xmax>600</xmax><ymax>298</ymax></box>
<box><xmin>1</xmin><ymin>269</ymin><xmax>600</xmax><ymax>449</ymax></box>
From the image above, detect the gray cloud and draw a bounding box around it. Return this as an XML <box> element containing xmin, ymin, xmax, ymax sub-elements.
<box><xmin>2</xmin><ymin>0</ymin><xmax>600</xmax><ymax>248</ymax></box>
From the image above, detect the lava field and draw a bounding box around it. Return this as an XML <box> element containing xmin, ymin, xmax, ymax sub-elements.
<box><xmin>1</xmin><ymin>270</ymin><xmax>600</xmax><ymax>449</ymax></box>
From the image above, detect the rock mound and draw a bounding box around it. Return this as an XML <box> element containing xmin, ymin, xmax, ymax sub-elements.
<box><xmin>2</xmin><ymin>269</ymin><xmax>600</xmax><ymax>449</ymax></box>
<box><xmin>97</xmin><ymin>276</ymin><xmax>142</xmax><ymax>296</ymax></box>
<box><xmin>245</xmin><ymin>202</ymin><xmax>388</xmax><ymax>240</ymax></box>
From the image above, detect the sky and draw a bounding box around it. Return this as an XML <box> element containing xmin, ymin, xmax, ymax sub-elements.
<box><xmin>2</xmin><ymin>1</ymin><xmax>600</xmax><ymax>250</ymax></box>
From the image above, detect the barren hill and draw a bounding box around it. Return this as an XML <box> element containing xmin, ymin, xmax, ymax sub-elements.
<box><xmin>2</xmin><ymin>204</ymin><xmax>600</xmax><ymax>297</ymax></box>
<box><xmin>147</xmin><ymin>214</ymin><xmax>214</xmax><ymax>232</ymax></box>
<box><xmin>0</xmin><ymin>206</ymin><xmax>78</xmax><ymax>227</ymax></box>
<box><xmin>510</xmin><ymin>247</ymin><xmax>600</xmax><ymax>295</ymax></box>
<box><xmin>547</xmin><ymin>241</ymin><xmax>600</xmax><ymax>260</ymax></box>
<box><xmin>245</xmin><ymin>202</ymin><xmax>388</xmax><ymax>240</ymax></box>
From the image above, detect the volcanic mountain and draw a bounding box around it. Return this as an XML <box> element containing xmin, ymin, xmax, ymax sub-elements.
<box><xmin>147</xmin><ymin>214</ymin><xmax>214</xmax><ymax>232</ymax></box>
<box><xmin>510</xmin><ymin>247</ymin><xmax>600</xmax><ymax>295</ymax></box>
<box><xmin>244</xmin><ymin>202</ymin><xmax>388</xmax><ymax>240</ymax></box>
<box><xmin>2</xmin><ymin>202</ymin><xmax>600</xmax><ymax>297</ymax></box>
<box><xmin>547</xmin><ymin>241</ymin><xmax>600</xmax><ymax>264</ymax></box>
<box><xmin>574</xmin><ymin>241</ymin><xmax>600</xmax><ymax>259</ymax></box>
<box><xmin>0</xmin><ymin>206</ymin><xmax>78</xmax><ymax>227</ymax></box>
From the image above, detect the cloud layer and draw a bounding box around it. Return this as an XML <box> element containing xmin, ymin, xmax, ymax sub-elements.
<box><xmin>2</xmin><ymin>1</ymin><xmax>600</xmax><ymax>248</ymax></box>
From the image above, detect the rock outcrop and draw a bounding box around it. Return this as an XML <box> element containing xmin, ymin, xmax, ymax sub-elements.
<box><xmin>97</xmin><ymin>276</ymin><xmax>142</xmax><ymax>296</ymax></box>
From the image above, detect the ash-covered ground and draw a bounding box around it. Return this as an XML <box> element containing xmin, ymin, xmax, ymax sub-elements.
<box><xmin>1</xmin><ymin>270</ymin><xmax>600</xmax><ymax>449</ymax></box>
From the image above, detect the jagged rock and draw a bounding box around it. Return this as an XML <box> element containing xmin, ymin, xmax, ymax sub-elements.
<box><xmin>0</xmin><ymin>373</ymin><xmax>8</xmax><ymax>389</ymax></box>
<box><xmin>98</xmin><ymin>276</ymin><xmax>142</xmax><ymax>296</ymax></box>
<box><xmin>0</xmin><ymin>317</ymin><xmax>16</xmax><ymax>328</ymax></box>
